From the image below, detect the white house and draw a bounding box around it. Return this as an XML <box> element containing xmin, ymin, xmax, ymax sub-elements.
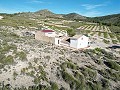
<box><xmin>42</xmin><ymin>30</ymin><xmax>56</xmax><ymax>37</ymax></box>
<box><xmin>70</xmin><ymin>35</ymin><xmax>89</xmax><ymax>49</ymax></box>
<box><xmin>35</xmin><ymin>29</ymin><xmax>90</xmax><ymax>49</ymax></box>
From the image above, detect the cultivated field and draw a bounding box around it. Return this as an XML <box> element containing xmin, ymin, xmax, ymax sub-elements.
<box><xmin>77</xmin><ymin>25</ymin><xmax>120</xmax><ymax>45</ymax></box>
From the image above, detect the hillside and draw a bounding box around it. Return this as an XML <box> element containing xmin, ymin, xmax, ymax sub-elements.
<box><xmin>35</xmin><ymin>9</ymin><xmax>63</xmax><ymax>19</ymax></box>
<box><xmin>63</xmin><ymin>13</ymin><xmax>86</xmax><ymax>20</ymax></box>
<box><xmin>0</xmin><ymin>9</ymin><xmax>120</xmax><ymax>90</ymax></box>
<box><xmin>87</xmin><ymin>14</ymin><xmax>120</xmax><ymax>26</ymax></box>
<box><xmin>0</xmin><ymin>27</ymin><xmax>120</xmax><ymax>90</ymax></box>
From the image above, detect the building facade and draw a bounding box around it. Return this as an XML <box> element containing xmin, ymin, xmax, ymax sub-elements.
<box><xmin>35</xmin><ymin>30</ymin><xmax>89</xmax><ymax>49</ymax></box>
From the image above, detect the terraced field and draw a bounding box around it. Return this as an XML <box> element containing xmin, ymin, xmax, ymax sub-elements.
<box><xmin>77</xmin><ymin>25</ymin><xmax>120</xmax><ymax>44</ymax></box>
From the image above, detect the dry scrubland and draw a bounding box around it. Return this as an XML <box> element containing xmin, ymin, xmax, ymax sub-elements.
<box><xmin>0</xmin><ymin>12</ymin><xmax>120</xmax><ymax>90</ymax></box>
<box><xmin>0</xmin><ymin>26</ymin><xmax>120</xmax><ymax>90</ymax></box>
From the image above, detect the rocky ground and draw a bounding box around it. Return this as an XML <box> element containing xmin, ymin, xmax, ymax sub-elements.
<box><xmin>0</xmin><ymin>26</ymin><xmax>120</xmax><ymax>90</ymax></box>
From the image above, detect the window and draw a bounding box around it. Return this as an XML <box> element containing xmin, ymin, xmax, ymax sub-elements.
<box><xmin>48</xmin><ymin>32</ymin><xmax>52</xmax><ymax>34</ymax></box>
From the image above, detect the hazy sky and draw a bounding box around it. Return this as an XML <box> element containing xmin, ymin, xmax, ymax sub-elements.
<box><xmin>0</xmin><ymin>0</ymin><xmax>120</xmax><ymax>17</ymax></box>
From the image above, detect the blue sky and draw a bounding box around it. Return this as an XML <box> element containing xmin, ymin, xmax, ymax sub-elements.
<box><xmin>0</xmin><ymin>0</ymin><xmax>120</xmax><ymax>17</ymax></box>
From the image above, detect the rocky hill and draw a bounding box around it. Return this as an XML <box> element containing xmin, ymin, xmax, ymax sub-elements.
<box><xmin>87</xmin><ymin>14</ymin><xmax>120</xmax><ymax>26</ymax></box>
<box><xmin>63</xmin><ymin>13</ymin><xmax>86</xmax><ymax>20</ymax></box>
<box><xmin>34</xmin><ymin>10</ymin><xmax>86</xmax><ymax>20</ymax></box>
<box><xmin>35</xmin><ymin>9</ymin><xmax>55</xmax><ymax>16</ymax></box>
<box><xmin>35</xmin><ymin>9</ymin><xmax>63</xmax><ymax>19</ymax></box>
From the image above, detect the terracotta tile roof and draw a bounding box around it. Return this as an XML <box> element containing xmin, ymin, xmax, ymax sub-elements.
<box><xmin>41</xmin><ymin>30</ymin><xmax>54</xmax><ymax>33</ymax></box>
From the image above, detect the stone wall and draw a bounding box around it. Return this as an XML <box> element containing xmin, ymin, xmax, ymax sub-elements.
<box><xmin>35</xmin><ymin>31</ymin><xmax>55</xmax><ymax>43</ymax></box>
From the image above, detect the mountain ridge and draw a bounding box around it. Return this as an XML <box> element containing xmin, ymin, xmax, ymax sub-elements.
<box><xmin>0</xmin><ymin>9</ymin><xmax>120</xmax><ymax>26</ymax></box>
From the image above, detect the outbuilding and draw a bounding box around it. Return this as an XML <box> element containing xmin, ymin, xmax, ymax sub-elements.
<box><xmin>70</xmin><ymin>35</ymin><xmax>89</xmax><ymax>49</ymax></box>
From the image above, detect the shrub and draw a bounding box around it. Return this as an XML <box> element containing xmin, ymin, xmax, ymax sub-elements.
<box><xmin>104</xmin><ymin>61</ymin><xmax>120</xmax><ymax>71</ymax></box>
<box><xmin>66</xmin><ymin>29</ymin><xmax>75</xmax><ymax>36</ymax></box>
<box><xmin>45</xmin><ymin>56</ymin><xmax>51</xmax><ymax>60</ymax></box>
<box><xmin>13</xmin><ymin>71</ymin><xmax>18</xmax><ymax>80</ymax></box>
<box><xmin>98</xmin><ymin>32</ymin><xmax>101</xmax><ymax>36</ymax></box>
<box><xmin>61</xmin><ymin>70</ymin><xmax>85</xmax><ymax>90</ymax></box>
<box><xmin>50</xmin><ymin>82</ymin><xmax>59</xmax><ymax>90</ymax></box>
<box><xmin>98</xmin><ymin>69</ymin><xmax>120</xmax><ymax>81</ymax></box>
<box><xmin>0</xmin><ymin>55</ymin><xmax>14</xmax><ymax>65</ymax></box>
<box><xmin>60</xmin><ymin>61</ymin><xmax>77</xmax><ymax>70</ymax></box>
<box><xmin>0</xmin><ymin>54</ymin><xmax>6</xmax><ymax>64</ymax></box>
<box><xmin>86</xmin><ymin>81</ymin><xmax>103</xmax><ymax>90</ymax></box>
<box><xmin>112</xmin><ymin>40</ymin><xmax>118</xmax><ymax>44</ymax></box>
<box><xmin>103</xmin><ymin>39</ymin><xmax>110</xmax><ymax>44</ymax></box>
<box><xmin>34</xmin><ymin>78</ymin><xmax>40</xmax><ymax>84</ymax></box>
<box><xmin>4</xmin><ymin>55</ymin><xmax>14</xmax><ymax>65</ymax></box>
<box><xmin>2</xmin><ymin>44</ymin><xmax>11</xmax><ymax>54</ymax></box>
<box><xmin>109</xmin><ymin>33</ymin><xmax>115</xmax><ymax>38</ymax></box>
<box><xmin>16</xmin><ymin>51</ymin><xmax>27</xmax><ymax>60</ymax></box>
<box><xmin>66</xmin><ymin>62</ymin><xmax>77</xmax><ymax>69</ymax></box>
<box><xmin>101</xmin><ymin>78</ymin><xmax>110</xmax><ymax>89</ymax></box>
<box><xmin>80</xmin><ymin>67</ymin><xmax>97</xmax><ymax>80</ymax></box>
<box><xmin>103</xmin><ymin>32</ymin><xmax>108</xmax><ymax>38</ymax></box>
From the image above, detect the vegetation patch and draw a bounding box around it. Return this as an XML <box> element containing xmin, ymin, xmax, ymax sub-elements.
<box><xmin>15</xmin><ymin>51</ymin><xmax>27</xmax><ymax>61</ymax></box>
<box><xmin>112</xmin><ymin>40</ymin><xmax>118</xmax><ymax>44</ymax></box>
<box><xmin>103</xmin><ymin>39</ymin><xmax>110</xmax><ymax>44</ymax></box>
<box><xmin>104</xmin><ymin>61</ymin><xmax>120</xmax><ymax>71</ymax></box>
<box><xmin>98</xmin><ymin>69</ymin><xmax>120</xmax><ymax>81</ymax></box>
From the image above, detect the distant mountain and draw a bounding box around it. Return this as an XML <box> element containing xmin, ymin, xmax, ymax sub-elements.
<box><xmin>35</xmin><ymin>9</ymin><xmax>63</xmax><ymax>19</ymax></box>
<box><xmin>35</xmin><ymin>9</ymin><xmax>55</xmax><ymax>16</ymax></box>
<box><xmin>35</xmin><ymin>10</ymin><xmax>86</xmax><ymax>20</ymax></box>
<box><xmin>63</xmin><ymin>13</ymin><xmax>86</xmax><ymax>20</ymax></box>
<box><xmin>87</xmin><ymin>14</ymin><xmax>120</xmax><ymax>26</ymax></box>
<box><xmin>0</xmin><ymin>9</ymin><xmax>119</xmax><ymax>26</ymax></box>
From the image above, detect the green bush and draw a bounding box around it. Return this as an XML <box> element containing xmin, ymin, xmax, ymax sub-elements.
<box><xmin>13</xmin><ymin>71</ymin><xmax>18</xmax><ymax>80</ymax></box>
<box><xmin>80</xmin><ymin>67</ymin><xmax>97</xmax><ymax>80</ymax></box>
<box><xmin>16</xmin><ymin>51</ymin><xmax>27</xmax><ymax>60</ymax></box>
<box><xmin>103</xmin><ymin>39</ymin><xmax>110</xmax><ymax>44</ymax></box>
<box><xmin>66</xmin><ymin>62</ymin><xmax>77</xmax><ymax>69</ymax></box>
<box><xmin>98</xmin><ymin>32</ymin><xmax>101</xmax><ymax>36</ymax></box>
<box><xmin>112</xmin><ymin>40</ymin><xmax>118</xmax><ymax>44</ymax></box>
<box><xmin>116</xmin><ymin>34</ymin><xmax>120</xmax><ymax>42</ymax></box>
<box><xmin>60</xmin><ymin>61</ymin><xmax>77</xmax><ymax>70</ymax></box>
<box><xmin>50</xmin><ymin>82</ymin><xmax>59</xmax><ymax>90</ymax></box>
<box><xmin>98</xmin><ymin>69</ymin><xmax>120</xmax><ymax>81</ymax></box>
<box><xmin>86</xmin><ymin>81</ymin><xmax>103</xmax><ymax>90</ymax></box>
<box><xmin>34</xmin><ymin>78</ymin><xmax>40</xmax><ymax>84</ymax></box>
<box><xmin>104</xmin><ymin>61</ymin><xmax>120</xmax><ymax>71</ymax></box>
<box><xmin>61</xmin><ymin>70</ymin><xmax>85</xmax><ymax>90</ymax></box>
<box><xmin>66</xmin><ymin>29</ymin><xmax>75</xmax><ymax>36</ymax></box>
<box><xmin>109</xmin><ymin>33</ymin><xmax>115</xmax><ymax>38</ymax></box>
<box><xmin>101</xmin><ymin>78</ymin><xmax>110</xmax><ymax>89</ymax></box>
<box><xmin>103</xmin><ymin>32</ymin><xmax>108</xmax><ymax>38</ymax></box>
<box><xmin>4</xmin><ymin>55</ymin><xmax>14</xmax><ymax>65</ymax></box>
<box><xmin>0</xmin><ymin>55</ymin><xmax>14</xmax><ymax>65</ymax></box>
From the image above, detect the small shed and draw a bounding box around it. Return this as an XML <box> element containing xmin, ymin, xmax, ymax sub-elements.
<box><xmin>70</xmin><ymin>35</ymin><xmax>89</xmax><ymax>49</ymax></box>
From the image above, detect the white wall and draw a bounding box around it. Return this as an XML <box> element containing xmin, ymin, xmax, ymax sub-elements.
<box><xmin>77</xmin><ymin>36</ymin><xmax>89</xmax><ymax>48</ymax></box>
<box><xmin>55</xmin><ymin>37</ymin><xmax>61</xmax><ymax>45</ymax></box>
<box><xmin>45</xmin><ymin>32</ymin><xmax>56</xmax><ymax>37</ymax></box>
<box><xmin>70</xmin><ymin>35</ymin><xmax>89</xmax><ymax>49</ymax></box>
<box><xmin>70</xmin><ymin>39</ymin><xmax>78</xmax><ymax>48</ymax></box>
